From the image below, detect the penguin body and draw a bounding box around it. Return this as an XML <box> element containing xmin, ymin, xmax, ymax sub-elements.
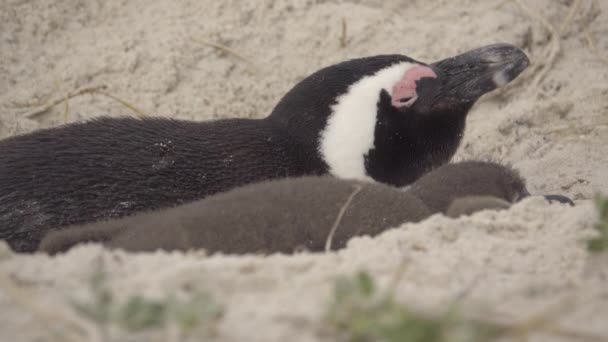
<box><xmin>0</xmin><ymin>117</ymin><xmax>324</xmax><ymax>252</ymax></box>
<box><xmin>1</xmin><ymin>44</ymin><xmax>530</xmax><ymax>252</ymax></box>
<box><xmin>39</xmin><ymin>161</ymin><xmax>530</xmax><ymax>255</ymax></box>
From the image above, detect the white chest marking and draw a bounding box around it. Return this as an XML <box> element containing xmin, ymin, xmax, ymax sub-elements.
<box><xmin>318</xmin><ymin>62</ymin><xmax>419</xmax><ymax>180</ymax></box>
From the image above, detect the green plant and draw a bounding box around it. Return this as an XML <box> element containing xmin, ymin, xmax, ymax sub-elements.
<box><xmin>71</xmin><ymin>267</ymin><xmax>223</xmax><ymax>337</ymax></box>
<box><xmin>587</xmin><ymin>193</ymin><xmax>608</xmax><ymax>252</ymax></box>
<box><xmin>70</xmin><ymin>268</ymin><xmax>114</xmax><ymax>339</ymax></box>
<box><xmin>327</xmin><ymin>271</ymin><xmax>502</xmax><ymax>342</ymax></box>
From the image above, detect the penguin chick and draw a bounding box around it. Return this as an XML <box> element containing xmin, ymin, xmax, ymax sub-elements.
<box><xmin>39</xmin><ymin>177</ymin><xmax>431</xmax><ymax>255</ymax></box>
<box><xmin>408</xmin><ymin>161</ymin><xmax>529</xmax><ymax>214</ymax></box>
<box><xmin>2</xmin><ymin>44</ymin><xmax>529</xmax><ymax>252</ymax></box>
<box><xmin>39</xmin><ymin>161</ymin><xmax>531</xmax><ymax>255</ymax></box>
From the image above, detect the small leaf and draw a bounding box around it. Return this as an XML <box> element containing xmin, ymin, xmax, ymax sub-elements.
<box><xmin>356</xmin><ymin>271</ymin><xmax>375</xmax><ymax>297</ymax></box>
<box><xmin>588</xmin><ymin>193</ymin><xmax>608</xmax><ymax>253</ymax></box>
<box><xmin>171</xmin><ymin>292</ymin><xmax>224</xmax><ymax>329</ymax></box>
<box><xmin>587</xmin><ymin>238</ymin><xmax>607</xmax><ymax>252</ymax></box>
<box><xmin>117</xmin><ymin>296</ymin><xmax>167</xmax><ymax>331</ymax></box>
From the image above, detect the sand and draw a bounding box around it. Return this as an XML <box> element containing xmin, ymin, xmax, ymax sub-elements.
<box><xmin>0</xmin><ymin>0</ymin><xmax>607</xmax><ymax>341</ymax></box>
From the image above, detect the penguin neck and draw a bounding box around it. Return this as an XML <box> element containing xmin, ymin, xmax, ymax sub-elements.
<box><xmin>365</xmin><ymin>110</ymin><xmax>468</xmax><ymax>186</ymax></box>
<box><xmin>417</xmin><ymin>112</ymin><xmax>467</xmax><ymax>163</ymax></box>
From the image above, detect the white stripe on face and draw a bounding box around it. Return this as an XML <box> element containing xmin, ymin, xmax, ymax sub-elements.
<box><xmin>318</xmin><ymin>61</ymin><xmax>420</xmax><ymax>180</ymax></box>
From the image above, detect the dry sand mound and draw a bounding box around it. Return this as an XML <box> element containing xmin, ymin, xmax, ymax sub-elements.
<box><xmin>0</xmin><ymin>0</ymin><xmax>607</xmax><ymax>341</ymax></box>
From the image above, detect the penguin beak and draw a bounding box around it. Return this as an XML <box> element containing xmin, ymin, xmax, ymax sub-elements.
<box><xmin>429</xmin><ymin>43</ymin><xmax>530</xmax><ymax>106</ymax></box>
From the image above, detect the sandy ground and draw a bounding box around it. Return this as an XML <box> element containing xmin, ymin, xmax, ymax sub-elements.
<box><xmin>0</xmin><ymin>0</ymin><xmax>607</xmax><ymax>341</ymax></box>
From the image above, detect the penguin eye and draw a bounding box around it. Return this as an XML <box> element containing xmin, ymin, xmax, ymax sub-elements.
<box><xmin>392</xmin><ymin>95</ymin><xmax>418</xmax><ymax>108</ymax></box>
<box><xmin>381</xmin><ymin>89</ymin><xmax>418</xmax><ymax>109</ymax></box>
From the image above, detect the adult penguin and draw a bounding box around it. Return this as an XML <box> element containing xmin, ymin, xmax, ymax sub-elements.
<box><xmin>0</xmin><ymin>44</ymin><xmax>529</xmax><ymax>252</ymax></box>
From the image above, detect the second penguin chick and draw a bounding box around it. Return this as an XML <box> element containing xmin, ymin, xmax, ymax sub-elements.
<box><xmin>408</xmin><ymin>161</ymin><xmax>529</xmax><ymax>214</ymax></box>
<box><xmin>39</xmin><ymin>162</ymin><xmax>530</xmax><ymax>255</ymax></box>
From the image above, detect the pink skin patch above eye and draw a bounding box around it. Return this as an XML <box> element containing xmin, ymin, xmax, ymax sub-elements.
<box><xmin>391</xmin><ymin>65</ymin><xmax>437</xmax><ymax>108</ymax></box>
